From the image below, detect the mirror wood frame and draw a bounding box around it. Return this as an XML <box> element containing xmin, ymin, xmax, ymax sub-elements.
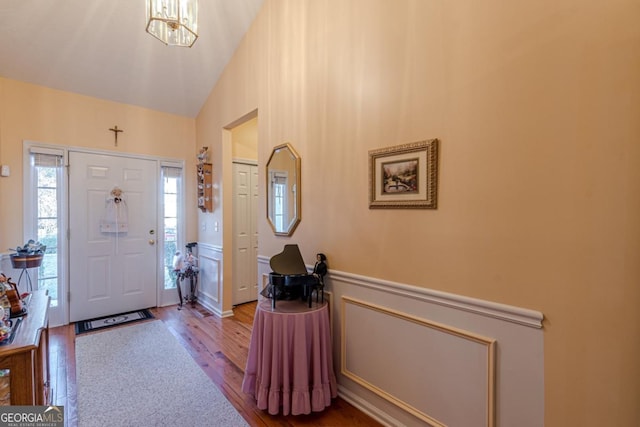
<box><xmin>266</xmin><ymin>143</ymin><xmax>301</xmax><ymax>236</ymax></box>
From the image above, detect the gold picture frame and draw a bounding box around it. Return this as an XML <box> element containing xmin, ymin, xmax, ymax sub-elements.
<box><xmin>369</xmin><ymin>139</ymin><xmax>439</xmax><ymax>209</ymax></box>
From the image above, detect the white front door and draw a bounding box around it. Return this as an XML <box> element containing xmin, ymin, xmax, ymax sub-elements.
<box><xmin>69</xmin><ymin>152</ymin><xmax>158</xmax><ymax>322</ymax></box>
<box><xmin>232</xmin><ymin>162</ymin><xmax>258</xmax><ymax>305</ymax></box>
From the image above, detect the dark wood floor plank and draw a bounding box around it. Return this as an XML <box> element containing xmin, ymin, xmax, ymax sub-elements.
<box><xmin>49</xmin><ymin>301</ymin><xmax>383</xmax><ymax>427</ymax></box>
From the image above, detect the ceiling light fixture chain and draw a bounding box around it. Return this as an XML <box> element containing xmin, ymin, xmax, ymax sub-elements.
<box><xmin>146</xmin><ymin>0</ymin><xmax>198</xmax><ymax>48</ymax></box>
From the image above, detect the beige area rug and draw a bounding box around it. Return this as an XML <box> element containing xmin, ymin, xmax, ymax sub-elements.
<box><xmin>75</xmin><ymin>320</ymin><xmax>249</xmax><ymax>427</ymax></box>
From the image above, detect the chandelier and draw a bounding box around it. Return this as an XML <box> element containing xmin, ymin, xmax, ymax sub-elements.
<box><xmin>146</xmin><ymin>0</ymin><xmax>198</xmax><ymax>47</ymax></box>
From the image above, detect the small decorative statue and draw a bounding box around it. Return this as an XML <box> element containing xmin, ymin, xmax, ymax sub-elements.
<box><xmin>313</xmin><ymin>253</ymin><xmax>327</xmax><ymax>279</ymax></box>
<box><xmin>312</xmin><ymin>253</ymin><xmax>328</xmax><ymax>303</ymax></box>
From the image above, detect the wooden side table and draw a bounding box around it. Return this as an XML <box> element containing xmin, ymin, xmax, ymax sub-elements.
<box><xmin>0</xmin><ymin>290</ymin><xmax>50</xmax><ymax>405</ymax></box>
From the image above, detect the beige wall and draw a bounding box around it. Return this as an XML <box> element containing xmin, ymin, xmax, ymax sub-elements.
<box><xmin>231</xmin><ymin>116</ymin><xmax>258</xmax><ymax>160</ymax></box>
<box><xmin>196</xmin><ymin>0</ymin><xmax>640</xmax><ymax>425</ymax></box>
<box><xmin>0</xmin><ymin>77</ymin><xmax>199</xmax><ymax>248</ymax></box>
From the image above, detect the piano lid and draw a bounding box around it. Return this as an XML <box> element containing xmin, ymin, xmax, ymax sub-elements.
<box><xmin>269</xmin><ymin>244</ymin><xmax>308</xmax><ymax>275</ymax></box>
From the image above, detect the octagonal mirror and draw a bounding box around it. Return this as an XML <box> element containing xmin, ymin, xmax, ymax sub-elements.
<box><xmin>266</xmin><ymin>143</ymin><xmax>301</xmax><ymax>236</ymax></box>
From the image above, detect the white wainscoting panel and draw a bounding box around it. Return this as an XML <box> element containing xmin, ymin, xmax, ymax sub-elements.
<box><xmin>342</xmin><ymin>297</ymin><xmax>495</xmax><ymax>427</ymax></box>
<box><xmin>257</xmin><ymin>256</ymin><xmax>544</xmax><ymax>427</ymax></box>
<box><xmin>197</xmin><ymin>243</ymin><xmax>230</xmax><ymax>317</ymax></box>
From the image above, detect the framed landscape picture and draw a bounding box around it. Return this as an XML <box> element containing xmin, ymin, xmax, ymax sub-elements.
<box><xmin>368</xmin><ymin>139</ymin><xmax>439</xmax><ymax>209</ymax></box>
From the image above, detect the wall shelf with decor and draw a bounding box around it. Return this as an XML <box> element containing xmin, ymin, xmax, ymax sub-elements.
<box><xmin>197</xmin><ymin>162</ymin><xmax>213</xmax><ymax>212</ymax></box>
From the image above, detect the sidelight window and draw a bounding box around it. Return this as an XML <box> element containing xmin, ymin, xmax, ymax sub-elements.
<box><xmin>162</xmin><ymin>165</ymin><xmax>183</xmax><ymax>290</ymax></box>
<box><xmin>29</xmin><ymin>149</ymin><xmax>64</xmax><ymax>308</ymax></box>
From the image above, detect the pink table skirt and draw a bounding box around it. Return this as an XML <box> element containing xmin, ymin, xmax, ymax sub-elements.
<box><xmin>242</xmin><ymin>300</ymin><xmax>337</xmax><ymax>415</ymax></box>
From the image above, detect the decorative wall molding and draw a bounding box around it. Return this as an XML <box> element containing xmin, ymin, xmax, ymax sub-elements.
<box><xmin>258</xmin><ymin>255</ymin><xmax>543</xmax><ymax>329</ymax></box>
<box><xmin>341</xmin><ymin>296</ymin><xmax>496</xmax><ymax>427</ymax></box>
<box><xmin>257</xmin><ymin>254</ymin><xmax>544</xmax><ymax>426</ymax></box>
<box><xmin>331</xmin><ymin>269</ymin><xmax>543</xmax><ymax>329</ymax></box>
<box><xmin>197</xmin><ymin>243</ymin><xmax>226</xmax><ymax>316</ymax></box>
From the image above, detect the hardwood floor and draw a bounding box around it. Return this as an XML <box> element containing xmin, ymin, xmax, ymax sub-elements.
<box><xmin>49</xmin><ymin>301</ymin><xmax>383</xmax><ymax>427</ymax></box>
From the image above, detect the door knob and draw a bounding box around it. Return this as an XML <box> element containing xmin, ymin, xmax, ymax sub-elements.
<box><xmin>148</xmin><ymin>239</ymin><xmax>155</xmax><ymax>245</ymax></box>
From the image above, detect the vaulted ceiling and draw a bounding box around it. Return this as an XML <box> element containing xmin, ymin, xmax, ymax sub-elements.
<box><xmin>0</xmin><ymin>0</ymin><xmax>264</xmax><ymax>118</ymax></box>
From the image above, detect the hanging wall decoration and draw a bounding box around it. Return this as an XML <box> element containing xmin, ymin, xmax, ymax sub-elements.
<box><xmin>100</xmin><ymin>187</ymin><xmax>129</xmax><ymax>233</ymax></box>
<box><xmin>368</xmin><ymin>139</ymin><xmax>439</xmax><ymax>209</ymax></box>
<box><xmin>196</xmin><ymin>147</ymin><xmax>212</xmax><ymax>212</ymax></box>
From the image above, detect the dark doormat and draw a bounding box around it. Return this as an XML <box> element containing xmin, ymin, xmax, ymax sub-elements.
<box><xmin>75</xmin><ymin>309</ymin><xmax>155</xmax><ymax>335</ymax></box>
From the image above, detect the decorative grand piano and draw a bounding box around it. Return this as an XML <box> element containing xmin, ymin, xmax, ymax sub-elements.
<box><xmin>265</xmin><ymin>244</ymin><xmax>324</xmax><ymax>309</ymax></box>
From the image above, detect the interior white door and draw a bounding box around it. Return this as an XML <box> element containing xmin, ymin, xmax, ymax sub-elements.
<box><xmin>69</xmin><ymin>152</ymin><xmax>158</xmax><ymax>322</ymax></box>
<box><xmin>232</xmin><ymin>162</ymin><xmax>258</xmax><ymax>305</ymax></box>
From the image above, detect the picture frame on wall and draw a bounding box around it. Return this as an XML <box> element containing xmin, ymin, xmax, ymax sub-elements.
<box><xmin>368</xmin><ymin>139</ymin><xmax>439</xmax><ymax>209</ymax></box>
